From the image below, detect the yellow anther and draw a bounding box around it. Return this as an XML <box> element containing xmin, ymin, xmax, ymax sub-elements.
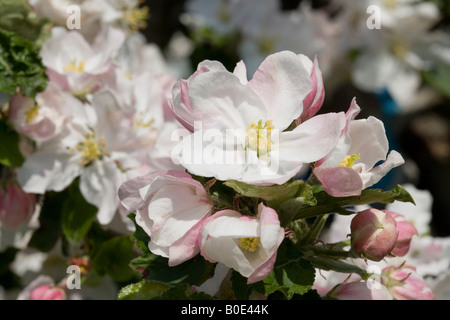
<box><xmin>73</xmin><ymin>132</ymin><xmax>108</xmax><ymax>166</ymax></box>
<box><xmin>258</xmin><ymin>37</ymin><xmax>276</xmax><ymax>55</ymax></box>
<box><xmin>383</xmin><ymin>0</ymin><xmax>397</xmax><ymax>9</ymax></box>
<box><xmin>63</xmin><ymin>59</ymin><xmax>85</xmax><ymax>73</ymax></box>
<box><xmin>24</xmin><ymin>105</ymin><xmax>40</xmax><ymax>124</ymax></box>
<box><xmin>391</xmin><ymin>42</ymin><xmax>408</xmax><ymax>58</ymax></box>
<box><xmin>123</xmin><ymin>6</ymin><xmax>149</xmax><ymax>31</ymax></box>
<box><xmin>216</xmin><ymin>3</ymin><xmax>230</xmax><ymax>22</ymax></box>
<box><xmin>246</xmin><ymin>120</ymin><xmax>274</xmax><ymax>157</ymax></box>
<box><xmin>239</xmin><ymin>237</ymin><xmax>260</xmax><ymax>252</ymax></box>
<box><xmin>338</xmin><ymin>153</ymin><xmax>360</xmax><ymax>168</ymax></box>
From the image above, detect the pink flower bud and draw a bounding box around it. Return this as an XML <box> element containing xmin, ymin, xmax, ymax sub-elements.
<box><xmin>382</xmin><ymin>264</ymin><xmax>435</xmax><ymax>300</ymax></box>
<box><xmin>30</xmin><ymin>285</ymin><xmax>66</xmax><ymax>300</ymax></box>
<box><xmin>350</xmin><ymin>208</ymin><xmax>399</xmax><ymax>261</ymax></box>
<box><xmin>383</xmin><ymin>210</ymin><xmax>418</xmax><ymax>257</ymax></box>
<box><xmin>327</xmin><ymin>281</ymin><xmax>393</xmax><ymax>300</ymax></box>
<box><xmin>0</xmin><ymin>183</ymin><xmax>36</xmax><ymax>230</ymax></box>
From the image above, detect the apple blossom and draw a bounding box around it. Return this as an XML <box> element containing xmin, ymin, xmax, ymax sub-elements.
<box><xmin>382</xmin><ymin>264</ymin><xmax>435</xmax><ymax>300</ymax></box>
<box><xmin>174</xmin><ymin>50</ymin><xmax>346</xmax><ymax>185</ymax></box>
<box><xmin>385</xmin><ymin>210</ymin><xmax>418</xmax><ymax>257</ymax></box>
<box><xmin>199</xmin><ymin>203</ymin><xmax>285</xmax><ymax>284</ymax></box>
<box><xmin>40</xmin><ymin>26</ymin><xmax>125</xmax><ymax>96</ymax></box>
<box><xmin>118</xmin><ymin>170</ymin><xmax>213</xmax><ymax>266</ymax></box>
<box><xmin>8</xmin><ymin>83</ymin><xmax>85</xmax><ymax>142</ymax></box>
<box><xmin>0</xmin><ymin>182</ymin><xmax>36</xmax><ymax>230</ymax></box>
<box><xmin>350</xmin><ymin>208</ymin><xmax>399</xmax><ymax>261</ymax></box>
<box><xmin>17</xmin><ymin>89</ymin><xmax>162</xmax><ymax>225</ymax></box>
<box><xmin>313</xmin><ymin>98</ymin><xmax>404</xmax><ymax>197</ymax></box>
<box><xmin>326</xmin><ymin>281</ymin><xmax>393</xmax><ymax>300</ymax></box>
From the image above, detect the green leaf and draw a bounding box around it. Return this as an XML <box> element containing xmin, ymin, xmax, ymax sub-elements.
<box><xmin>61</xmin><ymin>182</ymin><xmax>98</xmax><ymax>244</ymax></box>
<box><xmin>143</xmin><ymin>255</ymin><xmax>216</xmax><ymax>287</ymax></box>
<box><xmin>263</xmin><ymin>258</ymin><xmax>316</xmax><ymax>299</ymax></box>
<box><xmin>0</xmin><ymin>119</ymin><xmax>24</xmax><ymax>167</ymax></box>
<box><xmin>128</xmin><ymin>213</ymin><xmax>151</xmax><ymax>255</ymax></box>
<box><xmin>93</xmin><ymin>236</ymin><xmax>138</xmax><ymax>282</ymax></box>
<box><xmin>262</xmin><ymin>240</ymin><xmax>315</xmax><ymax>299</ymax></box>
<box><xmin>224</xmin><ymin>179</ymin><xmax>307</xmax><ymax>203</ymax></box>
<box><xmin>28</xmin><ymin>191</ymin><xmax>65</xmax><ymax>252</ymax></box>
<box><xmin>293</xmin><ymin>185</ymin><xmax>415</xmax><ymax>220</ymax></box>
<box><xmin>117</xmin><ymin>280</ymin><xmax>170</xmax><ymax>300</ymax></box>
<box><xmin>423</xmin><ymin>64</ymin><xmax>450</xmax><ymax>99</ymax></box>
<box><xmin>0</xmin><ymin>28</ymin><xmax>48</xmax><ymax>98</ymax></box>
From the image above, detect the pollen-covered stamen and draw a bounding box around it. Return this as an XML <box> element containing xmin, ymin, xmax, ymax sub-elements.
<box><xmin>63</xmin><ymin>59</ymin><xmax>85</xmax><ymax>73</ymax></box>
<box><xmin>24</xmin><ymin>105</ymin><xmax>40</xmax><ymax>124</ymax></box>
<box><xmin>123</xmin><ymin>4</ymin><xmax>149</xmax><ymax>31</ymax></box>
<box><xmin>239</xmin><ymin>237</ymin><xmax>260</xmax><ymax>252</ymax></box>
<box><xmin>133</xmin><ymin>112</ymin><xmax>155</xmax><ymax>129</ymax></box>
<box><xmin>383</xmin><ymin>0</ymin><xmax>397</xmax><ymax>9</ymax></box>
<box><xmin>338</xmin><ymin>153</ymin><xmax>360</xmax><ymax>168</ymax></box>
<box><xmin>74</xmin><ymin>132</ymin><xmax>109</xmax><ymax>166</ymax></box>
<box><xmin>246</xmin><ymin>120</ymin><xmax>274</xmax><ymax>157</ymax></box>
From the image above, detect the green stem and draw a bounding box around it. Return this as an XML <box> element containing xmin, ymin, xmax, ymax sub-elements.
<box><xmin>308</xmin><ymin>246</ymin><xmax>355</xmax><ymax>259</ymax></box>
<box><xmin>301</xmin><ymin>213</ymin><xmax>329</xmax><ymax>245</ymax></box>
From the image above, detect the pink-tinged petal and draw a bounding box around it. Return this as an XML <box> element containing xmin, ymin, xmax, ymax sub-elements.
<box><xmin>168</xmin><ymin>216</ymin><xmax>209</xmax><ymax>266</ymax></box>
<box><xmin>258</xmin><ymin>203</ymin><xmax>283</xmax><ymax>250</ymax></box>
<box><xmin>45</xmin><ymin>68</ymin><xmax>71</xmax><ymax>91</ymax></box>
<box><xmin>118</xmin><ymin>172</ymin><xmax>162</xmax><ymax>212</ymax></box>
<box><xmin>247</xmin><ymin>248</ymin><xmax>278</xmax><ymax>284</ymax></box>
<box><xmin>297</xmin><ymin>55</ymin><xmax>325</xmax><ymax>124</ymax></box>
<box><xmin>170</xmin><ymin>79</ymin><xmax>195</xmax><ymax>132</ymax></box>
<box><xmin>314</xmin><ymin>166</ymin><xmax>363</xmax><ymax>197</ymax></box>
<box><xmin>329</xmin><ymin>282</ymin><xmax>393</xmax><ymax>300</ymax></box>
<box><xmin>233</xmin><ymin>60</ymin><xmax>248</xmax><ymax>85</ymax></box>
<box><xmin>279</xmin><ymin>112</ymin><xmax>346</xmax><ymax>164</ymax></box>
<box><xmin>248</xmin><ymin>51</ymin><xmax>312</xmax><ymax>130</ymax></box>
<box><xmin>189</xmin><ymin>70</ymin><xmax>263</xmax><ymax>130</ymax></box>
<box><xmin>348</xmin><ymin>117</ymin><xmax>389</xmax><ymax>170</ymax></box>
<box><xmin>359</xmin><ymin>150</ymin><xmax>405</xmax><ymax>189</ymax></box>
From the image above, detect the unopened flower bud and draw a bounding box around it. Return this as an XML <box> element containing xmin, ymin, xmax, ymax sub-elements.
<box><xmin>327</xmin><ymin>281</ymin><xmax>393</xmax><ymax>300</ymax></box>
<box><xmin>0</xmin><ymin>182</ymin><xmax>36</xmax><ymax>230</ymax></box>
<box><xmin>382</xmin><ymin>264</ymin><xmax>435</xmax><ymax>300</ymax></box>
<box><xmin>384</xmin><ymin>210</ymin><xmax>418</xmax><ymax>257</ymax></box>
<box><xmin>350</xmin><ymin>208</ymin><xmax>399</xmax><ymax>261</ymax></box>
<box><xmin>30</xmin><ymin>285</ymin><xmax>66</xmax><ymax>300</ymax></box>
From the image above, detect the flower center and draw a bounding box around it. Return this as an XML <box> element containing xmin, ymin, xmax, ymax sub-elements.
<box><xmin>338</xmin><ymin>153</ymin><xmax>360</xmax><ymax>167</ymax></box>
<box><xmin>63</xmin><ymin>59</ymin><xmax>85</xmax><ymax>73</ymax></box>
<box><xmin>258</xmin><ymin>37</ymin><xmax>276</xmax><ymax>55</ymax></box>
<box><xmin>246</xmin><ymin>120</ymin><xmax>274</xmax><ymax>157</ymax></box>
<box><xmin>391</xmin><ymin>42</ymin><xmax>408</xmax><ymax>58</ymax></box>
<box><xmin>123</xmin><ymin>5</ymin><xmax>149</xmax><ymax>31</ymax></box>
<box><xmin>383</xmin><ymin>0</ymin><xmax>397</xmax><ymax>9</ymax></box>
<box><xmin>74</xmin><ymin>132</ymin><xmax>109</xmax><ymax>166</ymax></box>
<box><xmin>216</xmin><ymin>3</ymin><xmax>230</xmax><ymax>22</ymax></box>
<box><xmin>24</xmin><ymin>105</ymin><xmax>40</xmax><ymax>124</ymax></box>
<box><xmin>239</xmin><ymin>237</ymin><xmax>260</xmax><ymax>252</ymax></box>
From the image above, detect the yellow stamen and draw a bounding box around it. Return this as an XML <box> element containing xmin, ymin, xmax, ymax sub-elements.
<box><xmin>246</xmin><ymin>120</ymin><xmax>274</xmax><ymax>157</ymax></box>
<box><xmin>216</xmin><ymin>3</ymin><xmax>230</xmax><ymax>22</ymax></box>
<box><xmin>24</xmin><ymin>105</ymin><xmax>40</xmax><ymax>124</ymax></box>
<box><xmin>338</xmin><ymin>153</ymin><xmax>360</xmax><ymax>168</ymax></box>
<box><xmin>258</xmin><ymin>37</ymin><xmax>276</xmax><ymax>55</ymax></box>
<box><xmin>239</xmin><ymin>237</ymin><xmax>260</xmax><ymax>252</ymax></box>
<box><xmin>391</xmin><ymin>42</ymin><xmax>408</xmax><ymax>58</ymax></box>
<box><xmin>63</xmin><ymin>59</ymin><xmax>85</xmax><ymax>73</ymax></box>
<box><xmin>383</xmin><ymin>0</ymin><xmax>397</xmax><ymax>9</ymax></box>
<box><xmin>74</xmin><ymin>132</ymin><xmax>109</xmax><ymax>166</ymax></box>
<box><xmin>123</xmin><ymin>6</ymin><xmax>149</xmax><ymax>31</ymax></box>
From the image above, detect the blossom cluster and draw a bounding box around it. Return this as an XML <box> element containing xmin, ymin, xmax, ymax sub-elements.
<box><xmin>0</xmin><ymin>0</ymin><xmax>448</xmax><ymax>301</ymax></box>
